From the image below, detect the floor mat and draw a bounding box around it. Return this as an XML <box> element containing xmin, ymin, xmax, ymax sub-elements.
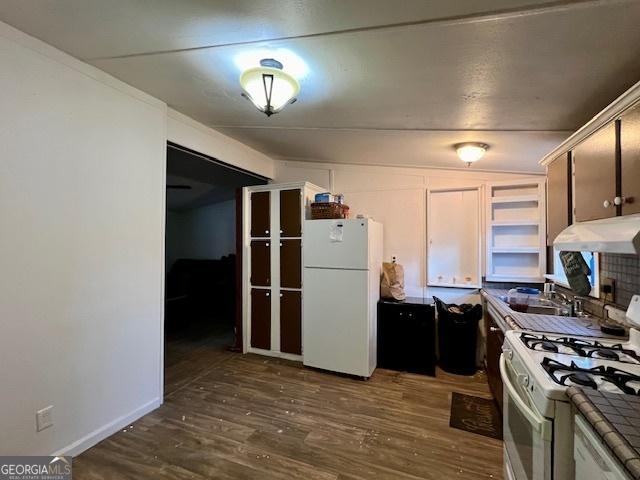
<box><xmin>449</xmin><ymin>392</ymin><xmax>503</xmax><ymax>440</ymax></box>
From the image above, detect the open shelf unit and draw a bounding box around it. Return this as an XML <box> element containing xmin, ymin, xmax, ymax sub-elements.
<box><xmin>485</xmin><ymin>179</ymin><xmax>546</xmax><ymax>283</ymax></box>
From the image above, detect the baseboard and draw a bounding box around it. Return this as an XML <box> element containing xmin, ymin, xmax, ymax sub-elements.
<box><xmin>52</xmin><ymin>397</ymin><xmax>162</xmax><ymax>457</ymax></box>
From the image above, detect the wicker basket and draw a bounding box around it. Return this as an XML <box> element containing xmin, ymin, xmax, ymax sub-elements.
<box><xmin>310</xmin><ymin>202</ymin><xmax>350</xmax><ymax>219</ymax></box>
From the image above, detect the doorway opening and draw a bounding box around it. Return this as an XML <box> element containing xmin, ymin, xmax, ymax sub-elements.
<box><xmin>164</xmin><ymin>142</ymin><xmax>266</xmax><ymax>394</ymax></box>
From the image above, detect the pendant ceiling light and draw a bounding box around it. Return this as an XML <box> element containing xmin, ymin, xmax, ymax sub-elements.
<box><xmin>455</xmin><ymin>142</ymin><xmax>489</xmax><ymax>166</ymax></box>
<box><xmin>239</xmin><ymin>58</ymin><xmax>300</xmax><ymax>117</ymax></box>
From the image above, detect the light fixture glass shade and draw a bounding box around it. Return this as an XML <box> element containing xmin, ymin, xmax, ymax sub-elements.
<box><xmin>239</xmin><ymin>63</ymin><xmax>300</xmax><ymax>116</ymax></box>
<box><xmin>455</xmin><ymin>143</ymin><xmax>488</xmax><ymax>165</ymax></box>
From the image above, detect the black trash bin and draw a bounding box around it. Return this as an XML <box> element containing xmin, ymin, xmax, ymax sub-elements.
<box><xmin>433</xmin><ymin>296</ymin><xmax>483</xmax><ymax>375</ymax></box>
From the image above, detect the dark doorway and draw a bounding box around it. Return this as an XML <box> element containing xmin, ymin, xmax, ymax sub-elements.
<box><xmin>164</xmin><ymin>142</ymin><xmax>266</xmax><ymax>394</ymax></box>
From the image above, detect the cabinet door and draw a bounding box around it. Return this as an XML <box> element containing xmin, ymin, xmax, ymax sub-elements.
<box><xmin>251</xmin><ymin>289</ymin><xmax>271</xmax><ymax>350</ymax></box>
<box><xmin>405</xmin><ymin>305</ymin><xmax>436</xmax><ymax>376</ymax></box>
<box><xmin>621</xmin><ymin>104</ymin><xmax>640</xmax><ymax>215</ymax></box>
<box><xmin>280</xmin><ymin>189</ymin><xmax>302</xmax><ymax>237</ymax></box>
<box><xmin>250</xmin><ymin>240</ymin><xmax>271</xmax><ymax>286</ymax></box>
<box><xmin>250</xmin><ymin>191</ymin><xmax>270</xmax><ymax>237</ymax></box>
<box><xmin>485</xmin><ymin>315</ymin><xmax>504</xmax><ymax>413</ymax></box>
<box><xmin>546</xmin><ymin>153</ymin><xmax>571</xmax><ymax>245</ymax></box>
<box><xmin>377</xmin><ymin>303</ymin><xmax>403</xmax><ymax>370</ymax></box>
<box><xmin>280</xmin><ymin>239</ymin><xmax>301</xmax><ymax>289</ymax></box>
<box><xmin>574</xmin><ymin>122</ymin><xmax>617</xmax><ymax>221</ymax></box>
<box><xmin>280</xmin><ymin>290</ymin><xmax>302</xmax><ymax>355</ymax></box>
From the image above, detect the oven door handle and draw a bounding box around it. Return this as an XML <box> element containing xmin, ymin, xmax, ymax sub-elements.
<box><xmin>500</xmin><ymin>354</ymin><xmax>552</xmax><ymax>441</ymax></box>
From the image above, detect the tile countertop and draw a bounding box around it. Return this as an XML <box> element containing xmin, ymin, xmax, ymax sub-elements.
<box><xmin>567</xmin><ymin>387</ymin><xmax>640</xmax><ymax>479</ymax></box>
<box><xmin>481</xmin><ymin>288</ymin><xmax>627</xmax><ymax>338</ymax></box>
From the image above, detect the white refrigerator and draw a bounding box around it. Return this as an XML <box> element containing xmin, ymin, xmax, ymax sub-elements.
<box><xmin>303</xmin><ymin>218</ymin><xmax>383</xmax><ymax>378</ymax></box>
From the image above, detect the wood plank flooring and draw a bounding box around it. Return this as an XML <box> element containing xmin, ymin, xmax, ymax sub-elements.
<box><xmin>74</xmin><ymin>334</ymin><xmax>503</xmax><ymax>479</ymax></box>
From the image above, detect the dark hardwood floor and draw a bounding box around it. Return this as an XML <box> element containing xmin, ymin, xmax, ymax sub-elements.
<box><xmin>74</xmin><ymin>332</ymin><xmax>503</xmax><ymax>479</ymax></box>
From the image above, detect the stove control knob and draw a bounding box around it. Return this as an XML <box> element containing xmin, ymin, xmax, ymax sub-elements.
<box><xmin>518</xmin><ymin>374</ymin><xmax>529</xmax><ymax>387</ymax></box>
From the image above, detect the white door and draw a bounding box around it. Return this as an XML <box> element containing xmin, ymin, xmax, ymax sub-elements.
<box><xmin>303</xmin><ymin>219</ymin><xmax>369</xmax><ymax>269</ymax></box>
<box><xmin>303</xmin><ymin>267</ymin><xmax>371</xmax><ymax>377</ymax></box>
<box><xmin>427</xmin><ymin>188</ymin><xmax>481</xmax><ymax>287</ymax></box>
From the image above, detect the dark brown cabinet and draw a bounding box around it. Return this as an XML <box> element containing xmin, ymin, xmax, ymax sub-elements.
<box><xmin>280</xmin><ymin>189</ymin><xmax>302</xmax><ymax>237</ymax></box>
<box><xmin>573</xmin><ymin>122</ymin><xmax>617</xmax><ymax>222</ymax></box>
<box><xmin>485</xmin><ymin>311</ymin><xmax>504</xmax><ymax>413</ymax></box>
<box><xmin>250</xmin><ymin>240</ymin><xmax>270</xmax><ymax>286</ymax></box>
<box><xmin>245</xmin><ymin>183</ymin><xmax>320</xmax><ymax>359</ymax></box>
<box><xmin>280</xmin><ymin>239</ymin><xmax>301</xmax><ymax>289</ymax></box>
<box><xmin>546</xmin><ymin>152</ymin><xmax>571</xmax><ymax>245</ymax></box>
<box><xmin>250</xmin><ymin>191</ymin><xmax>270</xmax><ymax>237</ymax></box>
<box><xmin>620</xmin><ymin>104</ymin><xmax>640</xmax><ymax>216</ymax></box>
<box><xmin>280</xmin><ymin>291</ymin><xmax>302</xmax><ymax>355</ymax></box>
<box><xmin>251</xmin><ymin>288</ymin><xmax>271</xmax><ymax>350</ymax></box>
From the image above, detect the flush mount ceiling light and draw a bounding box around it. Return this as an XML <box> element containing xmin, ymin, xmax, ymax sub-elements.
<box><xmin>239</xmin><ymin>58</ymin><xmax>300</xmax><ymax>117</ymax></box>
<box><xmin>455</xmin><ymin>142</ymin><xmax>489</xmax><ymax>166</ymax></box>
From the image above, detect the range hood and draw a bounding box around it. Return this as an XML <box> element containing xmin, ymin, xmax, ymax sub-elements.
<box><xmin>553</xmin><ymin>214</ymin><xmax>640</xmax><ymax>254</ymax></box>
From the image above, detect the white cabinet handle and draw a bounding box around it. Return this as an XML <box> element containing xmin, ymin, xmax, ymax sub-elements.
<box><xmin>614</xmin><ymin>196</ymin><xmax>632</xmax><ymax>206</ymax></box>
<box><xmin>265</xmin><ymin>292</ymin><xmax>270</xmax><ymax>297</ymax></box>
<box><xmin>265</xmin><ymin>229</ymin><xmax>269</xmax><ymax>234</ymax></box>
<box><xmin>603</xmin><ymin>200</ymin><xmax>612</xmax><ymax>208</ymax></box>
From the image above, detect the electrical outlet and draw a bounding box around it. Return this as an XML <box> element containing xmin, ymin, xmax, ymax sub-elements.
<box><xmin>36</xmin><ymin>406</ymin><xmax>53</xmax><ymax>432</ymax></box>
<box><xmin>601</xmin><ymin>277</ymin><xmax>615</xmax><ymax>302</ymax></box>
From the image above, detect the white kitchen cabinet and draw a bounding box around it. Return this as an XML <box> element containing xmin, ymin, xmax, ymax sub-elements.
<box><xmin>427</xmin><ymin>187</ymin><xmax>482</xmax><ymax>288</ymax></box>
<box><xmin>574</xmin><ymin>414</ymin><xmax>631</xmax><ymax>480</ymax></box>
<box><xmin>485</xmin><ymin>179</ymin><xmax>546</xmax><ymax>282</ymax></box>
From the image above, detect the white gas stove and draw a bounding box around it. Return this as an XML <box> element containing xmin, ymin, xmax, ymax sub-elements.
<box><xmin>501</xmin><ymin>294</ymin><xmax>640</xmax><ymax>480</ymax></box>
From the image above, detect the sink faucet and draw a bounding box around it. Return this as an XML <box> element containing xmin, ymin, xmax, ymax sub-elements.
<box><xmin>551</xmin><ymin>292</ymin><xmax>586</xmax><ymax>317</ymax></box>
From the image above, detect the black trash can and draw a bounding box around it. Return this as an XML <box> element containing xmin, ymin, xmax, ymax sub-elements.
<box><xmin>434</xmin><ymin>296</ymin><xmax>483</xmax><ymax>375</ymax></box>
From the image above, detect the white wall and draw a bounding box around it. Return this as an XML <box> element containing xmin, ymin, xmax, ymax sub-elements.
<box><xmin>0</xmin><ymin>21</ymin><xmax>166</xmax><ymax>456</ymax></box>
<box><xmin>166</xmin><ymin>200</ymin><xmax>236</xmax><ymax>269</ymax></box>
<box><xmin>167</xmin><ymin>108</ymin><xmax>274</xmax><ymax>179</ymax></box>
<box><xmin>0</xmin><ymin>20</ymin><xmax>274</xmax><ymax>457</ymax></box>
<box><xmin>274</xmin><ymin>160</ymin><xmax>544</xmax><ymax>303</ymax></box>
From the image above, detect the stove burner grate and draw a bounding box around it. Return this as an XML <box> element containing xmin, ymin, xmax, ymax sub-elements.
<box><xmin>520</xmin><ymin>333</ymin><xmax>639</xmax><ymax>364</ymax></box>
<box><xmin>567</xmin><ymin>372</ymin><xmax>597</xmax><ymax>388</ymax></box>
<box><xmin>541</xmin><ymin>358</ymin><xmax>640</xmax><ymax>395</ymax></box>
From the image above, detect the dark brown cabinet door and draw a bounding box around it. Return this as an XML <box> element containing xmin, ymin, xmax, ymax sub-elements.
<box><xmin>621</xmin><ymin>104</ymin><xmax>640</xmax><ymax>215</ymax></box>
<box><xmin>250</xmin><ymin>240</ymin><xmax>270</xmax><ymax>286</ymax></box>
<box><xmin>574</xmin><ymin>122</ymin><xmax>617</xmax><ymax>221</ymax></box>
<box><xmin>250</xmin><ymin>191</ymin><xmax>270</xmax><ymax>237</ymax></box>
<box><xmin>484</xmin><ymin>313</ymin><xmax>504</xmax><ymax>413</ymax></box>
<box><xmin>280</xmin><ymin>189</ymin><xmax>302</xmax><ymax>237</ymax></box>
<box><xmin>280</xmin><ymin>239</ymin><xmax>301</xmax><ymax>289</ymax></box>
<box><xmin>546</xmin><ymin>153</ymin><xmax>571</xmax><ymax>245</ymax></box>
<box><xmin>251</xmin><ymin>289</ymin><xmax>271</xmax><ymax>350</ymax></box>
<box><xmin>280</xmin><ymin>291</ymin><xmax>302</xmax><ymax>355</ymax></box>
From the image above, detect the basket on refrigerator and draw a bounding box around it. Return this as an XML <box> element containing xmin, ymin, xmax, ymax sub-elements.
<box><xmin>310</xmin><ymin>202</ymin><xmax>350</xmax><ymax>219</ymax></box>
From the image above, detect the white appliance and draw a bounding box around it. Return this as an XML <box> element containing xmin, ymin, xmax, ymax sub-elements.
<box><xmin>302</xmin><ymin>218</ymin><xmax>383</xmax><ymax>378</ymax></box>
<box><xmin>501</xmin><ymin>294</ymin><xmax>640</xmax><ymax>480</ymax></box>
<box><xmin>574</xmin><ymin>415</ymin><xmax>631</xmax><ymax>480</ymax></box>
<box><xmin>554</xmin><ymin>213</ymin><xmax>640</xmax><ymax>254</ymax></box>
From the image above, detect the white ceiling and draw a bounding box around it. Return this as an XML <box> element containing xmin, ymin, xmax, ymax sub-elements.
<box><xmin>3</xmin><ymin>0</ymin><xmax>640</xmax><ymax>173</ymax></box>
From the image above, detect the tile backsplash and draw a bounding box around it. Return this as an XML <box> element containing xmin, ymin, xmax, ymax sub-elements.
<box><xmin>600</xmin><ymin>253</ymin><xmax>640</xmax><ymax>308</ymax></box>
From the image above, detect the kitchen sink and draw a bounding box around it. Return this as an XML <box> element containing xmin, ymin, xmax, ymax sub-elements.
<box><xmin>497</xmin><ymin>295</ymin><xmax>571</xmax><ymax>316</ymax></box>
<box><xmin>525</xmin><ymin>305</ymin><xmax>567</xmax><ymax>316</ymax></box>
